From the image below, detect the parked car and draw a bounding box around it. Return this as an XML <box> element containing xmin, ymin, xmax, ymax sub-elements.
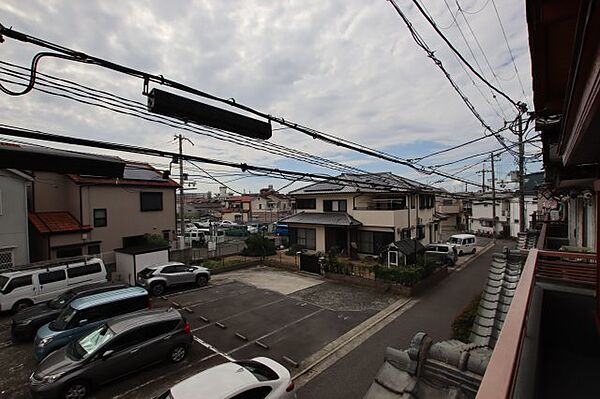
<box><xmin>184</xmin><ymin>230</ymin><xmax>206</xmax><ymax>246</ymax></box>
<box><xmin>30</xmin><ymin>308</ymin><xmax>192</xmax><ymax>399</ymax></box>
<box><xmin>425</xmin><ymin>244</ymin><xmax>457</xmax><ymax>266</ymax></box>
<box><xmin>198</xmin><ymin>228</ymin><xmax>226</xmax><ymax>243</ymax></box>
<box><xmin>0</xmin><ymin>258</ymin><xmax>108</xmax><ymax>313</ymax></box>
<box><xmin>11</xmin><ymin>283</ymin><xmax>128</xmax><ymax>341</ymax></box>
<box><xmin>246</xmin><ymin>224</ymin><xmax>260</xmax><ymax>234</ymax></box>
<box><xmin>447</xmin><ymin>234</ymin><xmax>477</xmax><ymax>256</ymax></box>
<box><xmin>34</xmin><ymin>287</ymin><xmax>149</xmax><ymax>361</ymax></box>
<box><xmin>136</xmin><ymin>262</ymin><xmax>210</xmax><ymax>296</ymax></box>
<box><xmin>274</xmin><ymin>223</ymin><xmax>288</xmax><ymax>236</ymax></box>
<box><xmin>192</xmin><ymin>221</ymin><xmax>211</xmax><ymax>229</ymax></box>
<box><xmin>155</xmin><ymin>357</ymin><xmax>295</xmax><ymax>399</ymax></box>
<box><xmin>220</xmin><ymin>220</ymin><xmax>239</xmax><ymax>228</ymax></box>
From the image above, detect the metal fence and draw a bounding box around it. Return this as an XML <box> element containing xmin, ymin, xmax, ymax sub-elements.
<box><xmin>170</xmin><ymin>241</ymin><xmax>247</xmax><ymax>264</ymax></box>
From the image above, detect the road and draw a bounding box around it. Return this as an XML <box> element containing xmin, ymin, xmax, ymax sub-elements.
<box><xmin>298</xmin><ymin>239</ymin><xmax>504</xmax><ymax>399</ymax></box>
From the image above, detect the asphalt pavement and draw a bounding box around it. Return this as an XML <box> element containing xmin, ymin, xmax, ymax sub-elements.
<box><xmin>298</xmin><ymin>239</ymin><xmax>507</xmax><ymax>399</ymax></box>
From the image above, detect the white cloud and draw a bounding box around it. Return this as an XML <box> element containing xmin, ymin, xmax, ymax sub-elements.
<box><xmin>0</xmin><ymin>0</ymin><xmax>535</xmax><ymax>193</ymax></box>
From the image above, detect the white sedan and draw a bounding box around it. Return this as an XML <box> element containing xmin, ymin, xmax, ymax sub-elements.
<box><xmin>156</xmin><ymin>357</ymin><xmax>296</xmax><ymax>399</ymax></box>
<box><xmin>220</xmin><ymin>220</ymin><xmax>239</xmax><ymax>228</ymax></box>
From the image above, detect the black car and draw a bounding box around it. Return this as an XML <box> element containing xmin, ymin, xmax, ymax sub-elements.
<box><xmin>11</xmin><ymin>283</ymin><xmax>128</xmax><ymax>341</ymax></box>
<box><xmin>30</xmin><ymin>308</ymin><xmax>192</xmax><ymax>399</ymax></box>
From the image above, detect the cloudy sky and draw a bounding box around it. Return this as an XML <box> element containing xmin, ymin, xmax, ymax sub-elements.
<box><xmin>0</xmin><ymin>0</ymin><xmax>539</xmax><ymax>194</ymax></box>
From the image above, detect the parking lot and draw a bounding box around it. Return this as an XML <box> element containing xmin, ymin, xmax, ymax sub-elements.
<box><xmin>0</xmin><ymin>266</ymin><xmax>402</xmax><ymax>398</ymax></box>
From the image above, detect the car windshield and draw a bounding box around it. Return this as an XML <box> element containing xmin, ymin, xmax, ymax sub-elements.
<box><xmin>73</xmin><ymin>325</ymin><xmax>114</xmax><ymax>359</ymax></box>
<box><xmin>0</xmin><ymin>276</ymin><xmax>9</xmax><ymax>293</ymax></box>
<box><xmin>235</xmin><ymin>360</ymin><xmax>279</xmax><ymax>381</ymax></box>
<box><xmin>138</xmin><ymin>268</ymin><xmax>155</xmax><ymax>278</ymax></box>
<box><xmin>155</xmin><ymin>391</ymin><xmax>173</xmax><ymax>399</ymax></box>
<box><xmin>48</xmin><ymin>290</ymin><xmax>75</xmax><ymax>309</ymax></box>
<box><xmin>448</xmin><ymin>237</ymin><xmax>461</xmax><ymax>244</ymax></box>
<box><xmin>50</xmin><ymin>306</ymin><xmax>77</xmax><ymax>331</ymax></box>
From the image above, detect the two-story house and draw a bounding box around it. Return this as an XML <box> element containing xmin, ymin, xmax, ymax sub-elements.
<box><xmin>251</xmin><ymin>185</ymin><xmax>292</xmax><ymax>223</ymax></box>
<box><xmin>282</xmin><ymin>172</ymin><xmax>440</xmax><ymax>256</ymax></box>
<box><xmin>436</xmin><ymin>195</ymin><xmax>469</xmax><ymax>233</ymax></box>
<box><xmin>221</xmin><ymin>195</ymin><xmax>254</xmax><ymax>223</ymax></box>
<box><xmin>28</xmin><ymin>162</ymin><xmax>178</xmax><ymax>261</ymax></box>
<box><xmin>0</xmin><ymin>169</ymin><xmax>33</xmax><ymax>268</ymax></box>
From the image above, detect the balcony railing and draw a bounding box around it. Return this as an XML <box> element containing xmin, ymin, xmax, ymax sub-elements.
<box><xmin>476</xmin><ymin>248</ymin><xmax>598</xmax><ymax>398</ymax></box>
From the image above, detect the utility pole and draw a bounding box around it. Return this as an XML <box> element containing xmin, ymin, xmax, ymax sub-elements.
<box><xmin>176</xmin><ymin>134</ymin><xmax>194</xmax><ymax>246</ymax></box>
<box><xmin>517</xmin><ymin>113</ymin><xmax>526</xmax><ymax>232</ymax></box>
<box><xmin>178</xmin><ymin>134</ymin><xmax>185</xmax><ymax>242</ymax></box>
<box><xmin>481</xmin><ymin>163</ymin><xmax>486</xmax><ymax>192</ymax></box>
<box><xmin>491</xmin><ymin>152</ymin><xmax>497</xmax><ymax>243</ymax></box>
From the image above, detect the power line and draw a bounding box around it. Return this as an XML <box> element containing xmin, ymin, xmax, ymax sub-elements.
<box><xmin>490</xmin><ymin>0</ymin><xmax>528</xmax><ymax>100</ymax></box>
<box><xmin>397</xmin><ymin>0</ymin><xmax>521</xmax><ymax>110</ymax></box>
<box><xmin>385</xmin><ymin>0</ymin><xmax>516</xmax><ymax>153</ymax></box>
<box><xmin>0</xmin><ymin>124</ymin><xmax>449</xmax><ymax>192</ymax></box>
<box><xmin>0</xmin><ymin>24</ymin><xmax>507</xmax><ymax>188</ymax></box>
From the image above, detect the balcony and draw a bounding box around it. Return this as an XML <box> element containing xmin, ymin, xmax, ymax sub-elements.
<box><xmin>477</xmin><ymin>225</ymin><xmax>599</xmax><ymax>398</ymax></box>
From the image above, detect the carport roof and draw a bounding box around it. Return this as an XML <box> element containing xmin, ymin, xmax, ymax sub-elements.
<box><xmin>280</xmin><ymin>211</ymin><xmax>362</xmax><ymax>226</ymax></box>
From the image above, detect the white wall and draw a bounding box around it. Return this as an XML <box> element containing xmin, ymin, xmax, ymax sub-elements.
<box><xmin>0</xmin><ymin>170</ymin><xmax>30</xmax><ymax>266</ymax></box>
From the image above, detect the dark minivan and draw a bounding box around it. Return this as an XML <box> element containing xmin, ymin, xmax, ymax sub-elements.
<box><xmin>30</xmin><ymin>308</ymin><xmax>192</xmax><ymax>399</ymax></box>
<box><xmin>34</xmin><ymin>287</ymin><xmax>149</xmax><ymax>361</ymax></box>
<box><xmin>11</xmin><ymin>283</ymin><xmax>128</xmax><ymax>341</ymax></box>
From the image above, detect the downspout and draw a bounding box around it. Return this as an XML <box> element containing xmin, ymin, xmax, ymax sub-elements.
<box><xmin>79</xmin><ymin>185</ymin><xmax>83</xmax><ymax>224</ymax></box>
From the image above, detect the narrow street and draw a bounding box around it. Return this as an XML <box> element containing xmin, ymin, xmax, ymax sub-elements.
<box><xmin>298</xmin><ymin>240</ymin><xmax>507</xmax><ymax>399</ymax></box>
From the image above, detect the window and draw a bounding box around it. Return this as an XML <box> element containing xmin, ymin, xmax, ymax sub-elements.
<box><xmin>140</xmin><ymin>192</ymin><xmax>163</xmax><ymax>212</ymax></box>
<box><xmin>67</xmin><ymin>262</ymin><xmax>102</xmax><ymax>278</ymax></box>
<box><xmin>93</xmin><ymin>208</ymin><xmax>107</xmax><ymax>227</ymax></box>
<box><xmin>416</xmin><ymin>225</ymin><xmax>425</xmax><ymax>240</ymax></box>
<box><xmin>87</xmin><ymin>244</ymin><xmax>101</xmax><ymax>255</ymax></box>
<box><xmin>419</xmin><ymin>195</ymin><xmax>435</xmax><ymax>209</ymax></box>
<box><xmin>442</xmin><ymin>199</ymin><xmax>453</xmax><ymax>206</ymax></box>
<box><xmin>0</xmin><ymin>248</ymin><xmax>14</xmax><ymax>270</ymax></box>
<box><xmin>358</xmin><ymin>231</ymin><xmax>395</xmax><ymax>254</ymax></box>
<box><xmin>358</xmin><ymin>231</ymin><xmax>374</xmax><ymax>254</ymax></box>
<box><xmin>323</xmin><ymin>200</ymin><xmax>347</xmax><ymax>212</ymax></box>
<box><xmin>401</xmin><ymin>228</ymin><xmax>411</xmax><ymax>240</ymax></box>
<box><xmin>2</xmin><ymin>275</ymin><xmax>32</xmax><ymax>294</ymax></box>
<box><xmin>296</xmin><ymin>228</ymin><xmax>316</xmax><ymax>250</ymax></box>
<box><xmin>235</xmin><ymin>361</ymin><xmax>279</xmax><ymax>381</ymax></box>
<box><xmin>56</xmin><ymin>246</ymin><xmax>83</xmax><ymax>258</ymax></box>
<box><xmin>39</xmin><ymin>269</ymin><xmax>66</xmax><ymax>285</ymax></box>
<box><xmin>258</xmin><ymin>204</ymin><xmax>262</xmax><ymax>210</ymax></box>
<box><xmin>296</xmin><ymin>198</ymin><xmax>316</xmax><ymax>210</ymax></box>
<box><xmin>230</xmin><ymin>387</ymin><xmax>273</xmax><ymax>399</ymax></box>
<box><xmin>388</xmin><ymin>251</ymin><xmax>399</xmax><ymax>267</ymax></box>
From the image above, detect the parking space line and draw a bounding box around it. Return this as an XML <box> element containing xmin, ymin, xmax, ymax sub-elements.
<box><xmin>184</xmin><ymin>288</ymin><xmax>261</xmax><ymax>309</ymax></box>
<box><xmin>228</xmin><ymin>308</ymin><xmax>325</xmax><ymax>356</ymax></box>
<box><xmin>193</xmin><ymin>336</ymin><xmax>235</xmax><ymax>361</ymax></box>
<box><xmin>191</xmin><ymin>297</ymin><xmax>286</xmax><ymax>332</ymax></box>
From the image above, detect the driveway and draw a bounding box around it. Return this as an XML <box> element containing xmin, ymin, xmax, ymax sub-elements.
<box><xmin>0</xmin><ymin>266</ymin><xmax>401</xmax><ymax>399</ymax></box>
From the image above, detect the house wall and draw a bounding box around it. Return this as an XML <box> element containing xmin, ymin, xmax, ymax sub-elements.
<box><xmin>294</xmin><ymin>193</ymin><xmax>437</xmax><ymax>247</ymax></box>
<box><xmin>0</xmin><ymin>170</ymin><xmax>30</xmax><ymax>266</ymax></box>
<box><xmin>288</xmin><ymin>223</ymin><xmax>325</xmax><ymax>252</ymax></box>
<box><xmin>568</xmin><ymin>195</ymin><xmax>596</xmax><ymax>249</ymax></box>
<box><xmin>82</xmin><ymin>185</ymin><xmax>176</xmax><ymax>252</ymax></box>
<box><xmin>508</xmin><ymin>196</ymin><xmax>538</xmax><ymax>237</ymax></box>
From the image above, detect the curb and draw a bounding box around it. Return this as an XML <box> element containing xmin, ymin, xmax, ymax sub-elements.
<box><xmin>293</xmin><ymin>296</ymin><xmax>415</xmax><ymax>386</ymax></box>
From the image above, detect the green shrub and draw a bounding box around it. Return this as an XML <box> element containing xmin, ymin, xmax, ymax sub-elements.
<box><xmin>374</xmin><ymin>264</ymin><xmax>426</xmax><ymax>287</ymax></box>
<box><xmin>451</xmin><ymin>293</ymin><xmax>482</xmax><ymax>343</ymax></box>
<box><xmin>242</xmin><ymin>234</ymin><xmax>276</xmax><ymax>257</ymax></box>
<box><xmin>143</xmin><ymin>233</ymin><xmax>169</xmax><ymax>247</ymax></box>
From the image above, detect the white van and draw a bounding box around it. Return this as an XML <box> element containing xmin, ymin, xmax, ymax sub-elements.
<box><xmin>0</xmin><ymin>258</ymin><xmax>107</xmax><ymax>313</ymax></box>
<box><xmin>447</xmin><ymin>234</ymin><xmax>477</xmax><ymax>256</ymax></box>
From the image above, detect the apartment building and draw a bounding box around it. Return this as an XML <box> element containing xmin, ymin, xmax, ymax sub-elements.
<box><xmin>250</xmin><ymin>185</ymin><xmax>292</xmax><ymax>223</ymax></box>
<box><xmin>0</xmin><ymin>169</ymin><xmax>32</xmax><ymax>268</ymax></box>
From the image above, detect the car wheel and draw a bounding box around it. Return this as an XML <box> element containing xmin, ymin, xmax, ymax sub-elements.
<box><xmin>196</xmin><ymin>275</ymin><xmax>208</xmax><ymax>287</ymax></box>
<box><xmin>170</xmin><ymin>344</ymin><xmax>188</xmax><ymax>363</ymax></box>
<box><xmin>63</xmin><ymin>380</ymin><xmax>90</xmax><ymax>399</ymax></box>
<box><xmin>150</xmin><ymin>282</ymin><xmax>166</xmax><ymax>296</ymax></box>
<box><xmin>12</xmin><ymin>299</ymin><xmax>33</xmax><ymax>313</ymax></box>
<box><xmin>472</xmin><ymin>248</ymin><xmax>477</xmax><ymax>254</ymax></box>
<box><xmin>458</xmin><ymin>250</ymin><xmax>463</xmax><ymax>256</ymax></box>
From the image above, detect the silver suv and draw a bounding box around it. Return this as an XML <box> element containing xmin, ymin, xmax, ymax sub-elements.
<box><xmin>137</xmin><ymin>262</ymin><xmax>210</xmax><ymax>296</ymax></box>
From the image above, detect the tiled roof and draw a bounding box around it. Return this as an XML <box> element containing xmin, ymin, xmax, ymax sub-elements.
<box><xmin>516</xmin><ymin>231</ymin><xmax>539</xmax><ymax>250</ymax></box>
<box><xmin>469</xmin><ymin>250</ymin><xmax>525</xmax><ymax>349</ymax></box>
<box><xmin>68</xmin><ymin>163</ymin><xmax>178</xmax><ymax>188</ymax></box>
<box><xmin>225</xmin><ymin>195</ymin><xmax>255</xmax><ymax>202</ymax></box>
<box><xmin>280</xmin><ymin>211</ymin><xmax>362</xmax><ymax>226</ymax></box>
<box><xmin>289</xmin><ymin>172</ymin><xmax>439</xmax><ymax>195</ymax></box>
<box><xmin>29</xmin><ymin>211</ymin><xmax>92</xmax><ymax>234</ymax></box>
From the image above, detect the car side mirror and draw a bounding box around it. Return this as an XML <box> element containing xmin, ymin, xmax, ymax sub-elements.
<box><xmin>101</xmin><ymin>350</ymin><xmax>114</xmax><ymax>360</ymax></box>
<box><xmin>78</xmin><ymin>319</ymin><xmax>88</xmax><ymax>326</ymax></box>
